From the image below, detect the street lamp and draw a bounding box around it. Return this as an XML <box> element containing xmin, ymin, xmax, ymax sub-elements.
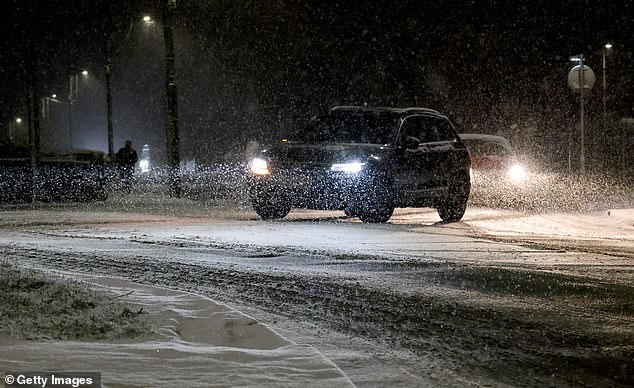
<box><xmin>105</xmin><ymin>7</ymin><xmax>181</xmax><ymax>196</ymax></box>
<box><xmin>11</xmin><ymin>117</ymin><xmax>22</xmax><ymax>143</ymax></box>
<box><xmin>602</xmin><ymin>43</ymin><xmax>613</xmax><ymax>118</ymax></box>
<box><xmin>7</xmin><ymin>117</ymin><xmax>23</xmax><ymax>144</ymax></box>
<box><xmin>162</xmin><ymin>0</ymin><xmax>181</xmax><ymax>197</ymax></box>
<box><xmin>104</xmin><ymin>14</ymin><xmax>158</xmax><ymax>158</ymax></box>
<box><xmin>68</xmin><ymin>69</ymin><xmax>89</xmax><ymax>152</ymax></box>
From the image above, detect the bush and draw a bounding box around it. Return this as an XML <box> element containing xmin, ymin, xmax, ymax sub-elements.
<box><xmin>0</xmin><ymin>260</ymin><xmax>151</xmax><ymax>340</ymax></box>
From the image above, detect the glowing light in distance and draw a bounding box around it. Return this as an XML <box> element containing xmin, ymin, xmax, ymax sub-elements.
<box><xmin>249</xmin><ymin>158</ymin><xmax>270</xmax><ymax>175</ymax></box>
<box><xmin>331</xmin><ymin>161</ymin><xmax>365</xmax><ymax>173</ymax></box>
<box><xmin>508</xmin><ymin>164</ymin><xmax>527</xmax><ymax>182</ymax></box>
<box><xmin>139</xmin><ymin>159</ymin><xmax>150</xmax><ymax>173</ymax></box>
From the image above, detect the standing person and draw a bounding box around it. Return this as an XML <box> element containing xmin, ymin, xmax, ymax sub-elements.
<box><xmin>116</xmin><ymin>140</ymin><xmax>138</xmax><ymax>193</ymax></box>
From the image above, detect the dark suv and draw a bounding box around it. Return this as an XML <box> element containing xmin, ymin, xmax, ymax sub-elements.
<box><xmin>247</xmin><ymin>106</ymin><xmax>471</xmax><ymax>223</ymax></box>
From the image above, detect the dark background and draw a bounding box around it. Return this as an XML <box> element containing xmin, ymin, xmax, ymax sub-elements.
<box><xmin>1</xmin><ymin>0</ymin><xmax>632</xmax><ymax>171</ymax></box>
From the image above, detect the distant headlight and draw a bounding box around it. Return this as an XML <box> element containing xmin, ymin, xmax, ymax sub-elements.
<box><xmin>139</xmin><ymin>159</ymin><xmax>150</xmax><ymax>173</ymax></box>
<box><xmin>330</xmin><ymin>161</ymin><xmax>366</xmax><ymax>173</ymax></box>
<box><xmin>508</xmin><ymin>164</ymin><xmax>526</xmax><ymax>182</ymax></box>
<box><xmin>249</xmin><ymin>157</ymin><xmax>270</xmax><ymax>175</ymax></box>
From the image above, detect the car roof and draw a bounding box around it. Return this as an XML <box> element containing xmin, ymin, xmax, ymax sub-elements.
<box><xmin>329</xmin><ymin>105</ymin><xmax>444</xmax><ymax>117</ymax></box>
<box><xmin>459</xmin><ymin>133</ymin><xmax>513</xmax><ymax>148</ymax></box>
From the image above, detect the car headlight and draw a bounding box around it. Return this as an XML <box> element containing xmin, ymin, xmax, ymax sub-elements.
<box><xmin>249</xmin><ymin>157</ymin><xmax>270</xmax><ymax>175</ymax></box>
<box><xmin>330</xmin><ymin>161</ymin><xmax>366</xmax><ymax>173</ymax></box>
<box><xmin>508</xmin><ymin>164</ymin><xmax>526</xmax><ymax>182</ymax></box>
<box><xmin>139</xmin><ymin>159</ymin><xmax>150</xmax><ymax>173</ymax></box>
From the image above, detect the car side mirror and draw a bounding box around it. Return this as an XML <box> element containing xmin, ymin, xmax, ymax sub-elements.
<box><xmin>404</xmin><ymin>136</ymin><xmax>420</xmax><ymax>150</ymax></box>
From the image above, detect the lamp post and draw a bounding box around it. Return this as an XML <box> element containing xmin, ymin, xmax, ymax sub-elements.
<box><xmin>162</xmin><ymin>0</ymin><xmax>181</xmax><ymax>197</ymax></box>
<box><xmin>41</xmin><ymin>94</ymin><xmax>66</xmax><ymax>152</ymax></box>
<box><xmin>68</xmin><ymin>69</ymin><xmax>89</xmax><ymax>152</ymax></box>
<box><xmin>568</xmin><ymin>55</ymin><xmax>596</xmax><ymax>175</ymax></box>
<box><xmin>578</xmin><ymin>56</ymin><xmax>586</xmax><ymax>175</ymax></box>
<box><xmin>602</xmin><ymin>43</ymin><xmax>613</xmax><ymax>119</ymax></box>
<box><xmin>105</xmin><ymin>15</ymin><xmax>153</xmax><ymax>158</ymax></box>
<box><xmin>105</xmin><ymin>9</ymin><xmax>181</xmax><ymax>195</ymax></box>
<box><xmin>105</xmin><ymin>43</ymin><xmax>114</xmax><ymax>158</ymax></box>
<box><xmin>9</xmin><ymin>117</ymin><xmax>22</xmax><ymax>143</ymax></box>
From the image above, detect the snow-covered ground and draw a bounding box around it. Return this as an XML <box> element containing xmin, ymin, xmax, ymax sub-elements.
<box><xmin>1</xmin><ymin>276</ymin><xmax>353</xmax><ymax>388</ymax></box>
<box><xmin>464</xmin><ymin>207</ymin><xmax>634</xmax><ymax>256</ymax></box>
<box><xmin>1</xmin><ymin>188</ymin><xmax>633</xmax><ymax>387</ymax></box>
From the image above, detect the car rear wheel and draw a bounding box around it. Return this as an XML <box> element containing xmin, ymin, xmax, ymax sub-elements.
<box><xmin>344</xmin><ymin>204</ymin><xmax>361</xmax><ymax>218</ymax></box>
<box><xmin>436</xmin><ymin>184</ymin><xmax>469</xmax><ymax>223</ymax></box>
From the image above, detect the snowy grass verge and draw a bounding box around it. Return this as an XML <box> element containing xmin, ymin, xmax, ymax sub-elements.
<box><xmin>0</xmin><ymin>260</ymin><xmax>151</xmax><ymax>340</ymax></box>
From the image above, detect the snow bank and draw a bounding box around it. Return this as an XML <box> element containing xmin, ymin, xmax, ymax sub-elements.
<box><xmin>462</xmin><ymin>206</ymin><xmax>634</xmax><ymax>256</ymax></box>
<box><xmin>607</xmin><ymin>208</ymin><xmax>634</xmax><ymax>225</ymax></box>
<box><xmin>0</xmin><ymin>276</ymin><xmax>353</xmax><ymax>387</ymax></box>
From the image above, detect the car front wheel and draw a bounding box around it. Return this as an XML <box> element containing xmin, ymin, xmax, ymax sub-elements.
<box><xmin>252</xmin><ymin>201</ymin><xmax>291</xmax><ymax>220</ymax></box>
<box><xmin>358</xmin><ymin>201</ymin><xmax>394</xmax><ymax>223</ymax></box>
<box><xmin>250</xmin><ymin>185</ymin><xmax>291</xmax><ymax>220</ymax></box>
<box><xmin>356</xmin><ymin>182</ymin><xmax>394</xmax><ymax>223</ymax></box>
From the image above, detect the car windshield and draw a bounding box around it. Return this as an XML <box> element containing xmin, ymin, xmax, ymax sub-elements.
<box><xmin>462</xmin><ymin>138</ymin><xmax>512</xmax><ymax>157</ymax></box>
<box><xmin>291</xmin><ymin>111</ymin><xmax>399</xmax><ymax>144</ymax></box>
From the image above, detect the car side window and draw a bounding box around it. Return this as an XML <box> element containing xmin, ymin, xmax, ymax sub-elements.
<box><xmin>428</xmin><ymin>116</ymin><xmax>456</xmax><ymax>141</ymax></box>
<box><xmin>400</xmin><ymin>116</ymin><xmax>421</xmax><ymax>142</ymax></box>
<box><xmin>400</xmin><ymin>115</ymin><xmax>452</xmax><ymax>144</ymax></box>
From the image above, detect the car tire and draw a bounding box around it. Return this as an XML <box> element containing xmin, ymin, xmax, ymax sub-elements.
<box><xmin>250</xmin><ymin>186</ymin><xmax>291</xmax><ymax>220</ymax></box>
<box><xmin>437</xmin><ymin>184</ymin><xmax>469</xmax><ymax>223</ymax></box>
<box><xmin>252</xmin><ymin>201</ymin><xmax>291</xmax><ymax>220</ymax></box>
<box><xmin>358</xmin><ymin>202</ymin><xmax>394</xmax><ymax>223</ymax></box>
<box><xmin>344</xmin><ymin>204</ymin><xmax>360</xmax><ymax>218</ymax></box>
<box><xmin>356</xmin><ymin>181</ymin><xmax>394</xmax><ymax>223</ymax></box>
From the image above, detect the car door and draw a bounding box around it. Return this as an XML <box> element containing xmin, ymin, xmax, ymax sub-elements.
<box><xmin>392</xmin><ymin>114</ymin><xmax>459</xmax><ymax>201</ymax></box>
<box><xmin>421</xmin><ymin>115</ymin><xmax>463</xmax><ymax>186</ymax></box>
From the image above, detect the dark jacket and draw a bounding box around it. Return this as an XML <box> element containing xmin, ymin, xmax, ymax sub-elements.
<box><xmin>116</xmin><ymin>146</ymin><xmax>138</xmax><ymax>167</ymax></box>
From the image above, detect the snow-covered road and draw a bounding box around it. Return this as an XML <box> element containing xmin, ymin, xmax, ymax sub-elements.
<box><xmin>1</xmin><ymin>195</ymin><xmax>633</xmax><ymax>387</ymax></box>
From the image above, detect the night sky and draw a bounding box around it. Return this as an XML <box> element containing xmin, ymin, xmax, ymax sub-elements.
<box><xmin>1</xmin><ymin>0</ymin><xmax>632</xmax><ymax>169</ymax></box>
